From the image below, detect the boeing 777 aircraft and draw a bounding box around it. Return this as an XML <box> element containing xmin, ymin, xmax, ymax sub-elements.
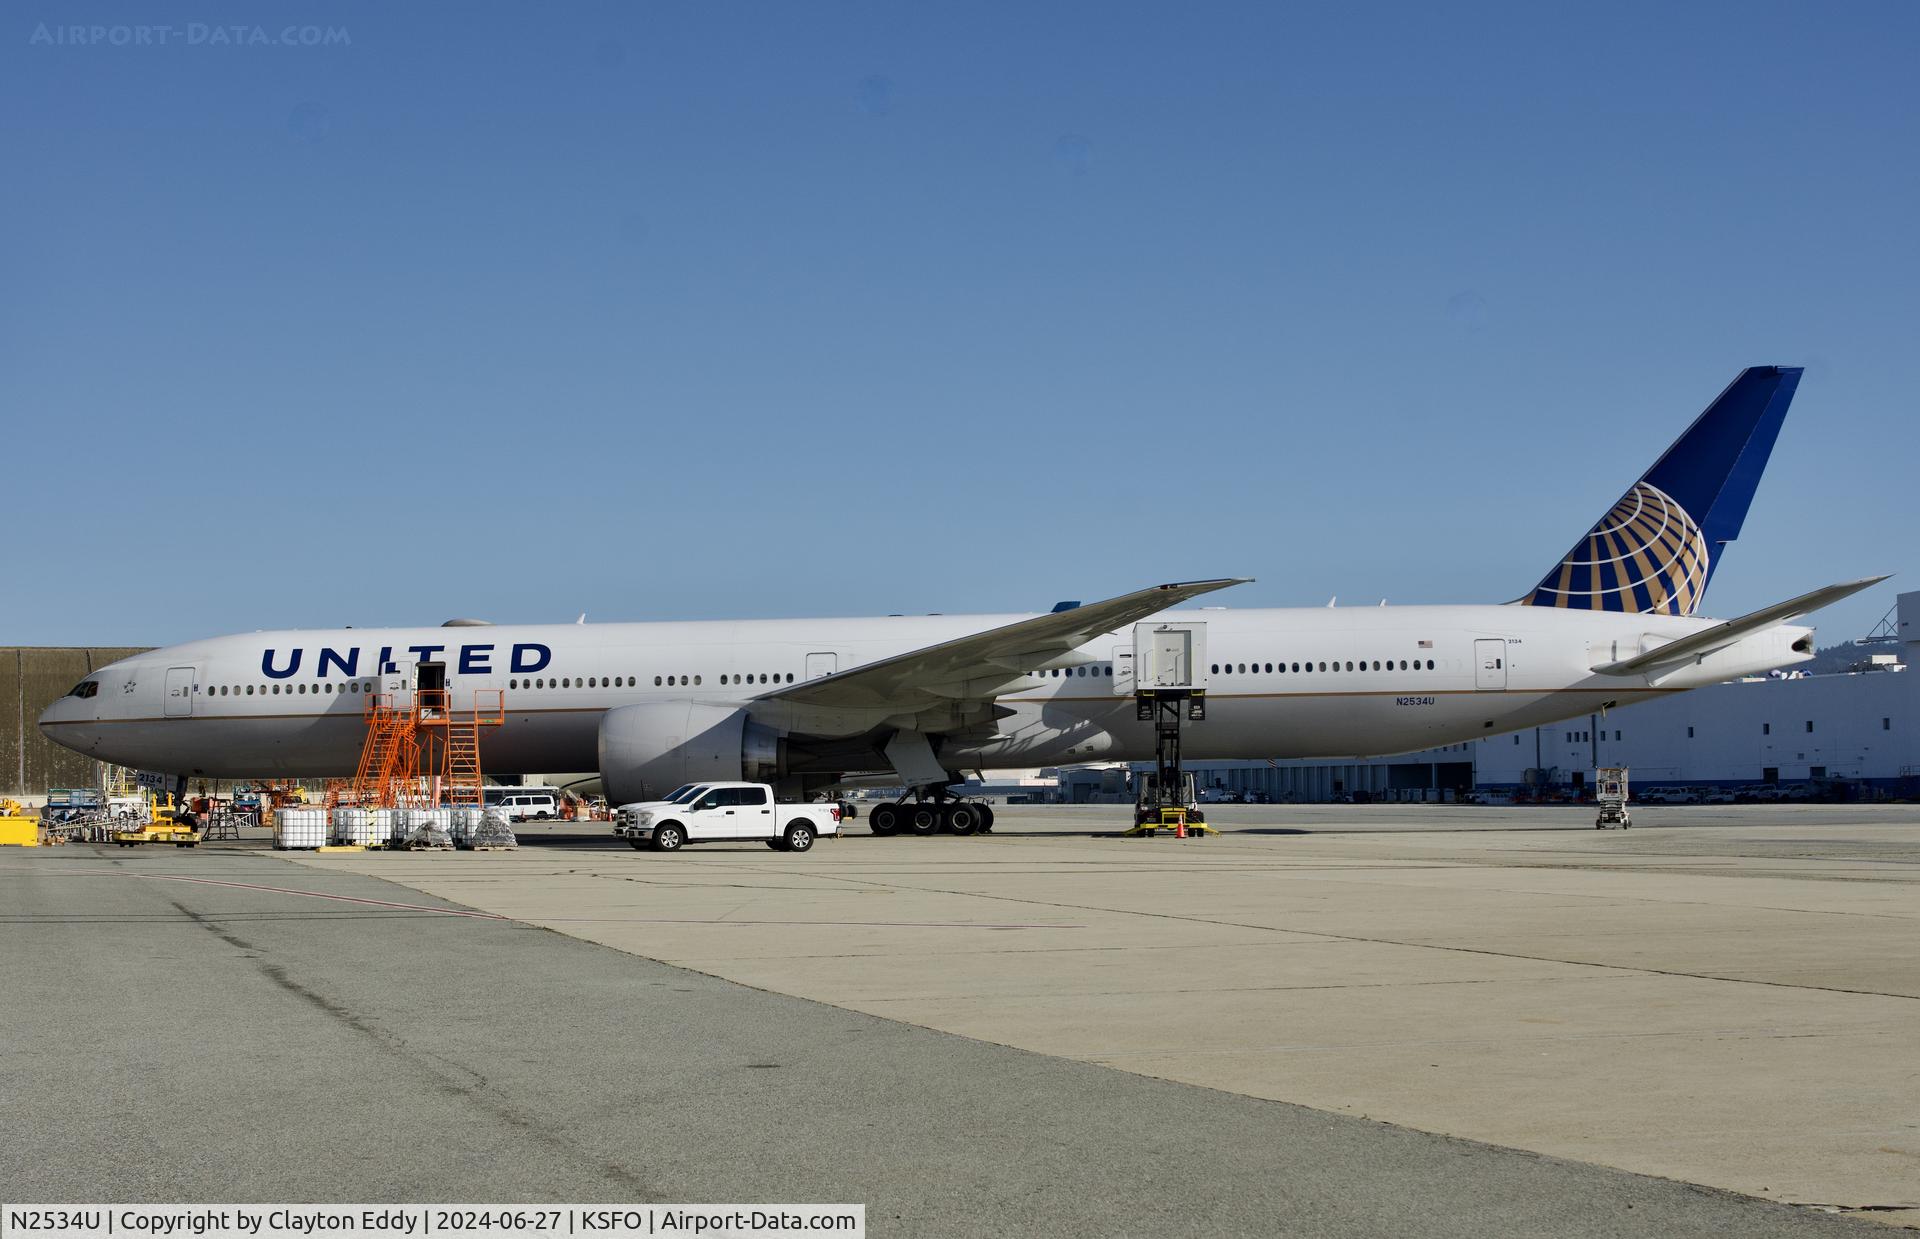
<box><xmin>42</xmin><ymin>366</ymin><xmax>1883</xmax><ymax>832</ymax></box>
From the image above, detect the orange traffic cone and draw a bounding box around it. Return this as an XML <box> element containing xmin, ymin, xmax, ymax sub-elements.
<box><xmin>1174</xmin><ymin>818</ymin><xmax>1188</xmax><ymax>839</ymax></box>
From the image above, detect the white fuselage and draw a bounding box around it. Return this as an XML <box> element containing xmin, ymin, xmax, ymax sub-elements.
<box><xmin>38</xmin><ymin>603</ymin><xmax>1814</xmax><ymax>781</ymax></box>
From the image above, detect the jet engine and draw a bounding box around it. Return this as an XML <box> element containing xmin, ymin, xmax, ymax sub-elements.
<box><xmin>597</xmin><ymin>702</ymin><xmax>783</xmax><ymax>805</ymax></box>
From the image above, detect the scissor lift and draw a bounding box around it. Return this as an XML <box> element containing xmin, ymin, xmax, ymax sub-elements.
<box><xmin>1117</xmin><ymin>621</ymin><xmax>1217</xmax><ymax>838</ymax></box>
<box><xmin>1595</xmin><ymin>766</ymin><xmax>1632</xmax><ymax>829</ymax></box>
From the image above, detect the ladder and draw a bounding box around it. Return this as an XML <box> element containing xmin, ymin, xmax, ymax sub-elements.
<box><xmin>417</xmin><ymin>689</ymin><xmax>505</xmax><ymax>809</ymax></box>
<box><xmin>349</xmin><ymin>696</ymin><xmax>419</xmax><ymax>807</ymax></box>
<box><xmin>444</xmin><ymin>714</ymin><xmax>484</xmax><ymax>806</ymax></box>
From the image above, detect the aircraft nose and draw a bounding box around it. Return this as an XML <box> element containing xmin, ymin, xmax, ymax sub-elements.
<box><xmin>38</xmin><ymin>694</ymin><xmax>100</xmax><ymax>756</ymax></box>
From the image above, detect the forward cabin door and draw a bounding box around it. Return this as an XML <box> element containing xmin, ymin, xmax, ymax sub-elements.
<box><xmin>685</xmin><ymin>788</ymin><xmax>735</xmax><ymax>840</ymax></box>
<box><xmin>164</xmin><ymin>666</ymin><xmax>196</xmax><ymax>717</ymax></box>
<box><xmin>1474</xmin><ymin>640</ymin><xmax>1507</xmax><ymax>690</ymax></box>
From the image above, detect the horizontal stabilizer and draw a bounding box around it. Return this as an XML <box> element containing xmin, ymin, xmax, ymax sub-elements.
<box><xmin>1591</xmin><ymin>575</ymin><xmax>1888</xmax><ymax>677</ymax></box>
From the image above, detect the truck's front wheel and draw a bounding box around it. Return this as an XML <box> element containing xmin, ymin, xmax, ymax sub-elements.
<box><xmin>784</xmin><ymin>823</ymin><xmax>815</xmax><ymax>853</ymax></box>
<box><xmin>652</xmin><ymin>824</ymin><xmax>685</xmax><ymax>852</ymax></box>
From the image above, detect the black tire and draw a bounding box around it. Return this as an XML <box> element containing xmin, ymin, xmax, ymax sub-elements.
<box><xmin>946</xmin><ymin>804</ymin><xmax>981</xmax><ymax>835</ymax></box>
<box><xmin>908</xmin><ymin>805</ymin><xmax>940</xmax><ymax>835</ymax></box>
<box><xmin>653</xmin><ymin>824</ymin><xmax>685</xmax><ymax>852</ymax></box>
<box><xmin>869</xmin><ymin>804</ymin><xmax>901</xmax><ymax>836</ymax></box>
<box><xmin>976</xmin><ymin>804</ymin><xmax>994</xmax><ymax>833</ymax></box>
<box><xmin>784</xmin><ymin>823</ymin><xmax>815</xmax><ymax>853</ymax></box>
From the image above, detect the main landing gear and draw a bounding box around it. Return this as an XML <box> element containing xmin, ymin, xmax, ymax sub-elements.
<box><xmin>867</xmin><ymin>790</ymin><xmax>995</xmax><ymax>838</ymax></box>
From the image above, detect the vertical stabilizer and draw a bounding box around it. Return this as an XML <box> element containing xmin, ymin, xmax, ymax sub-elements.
<box><xmin>1518</xmin><ymin>366</ymin><xmax>1801</xmax><ymax>616</ymax></box>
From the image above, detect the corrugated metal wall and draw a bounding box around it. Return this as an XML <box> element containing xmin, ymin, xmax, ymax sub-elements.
<box><xmin>2</xmin><ymin>648</ymin><xmax>151</xmax><ymax>798</ymax></box>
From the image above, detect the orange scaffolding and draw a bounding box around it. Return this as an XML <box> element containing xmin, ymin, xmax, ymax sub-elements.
<box><xmin>335</xmin><ymin>689</ymin><xmax>505</xmax><ymax>809</ymax></box>
<box><xmin>416</xmin><ymin>689</ymin><xmax>505</xmax><ymax>808</ymax></box>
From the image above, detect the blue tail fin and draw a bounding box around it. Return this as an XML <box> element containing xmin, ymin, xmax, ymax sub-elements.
<box><xmin>1518</xmin><ymin>366</ymin><xmax>1801</xmax><ymax>616</ymax></box>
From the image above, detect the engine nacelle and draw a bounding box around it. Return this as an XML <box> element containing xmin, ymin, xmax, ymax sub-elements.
<box><xmin>598</xmin><ymin>702</ymin><xmax>782</xmax><ymax>805</ymax></box>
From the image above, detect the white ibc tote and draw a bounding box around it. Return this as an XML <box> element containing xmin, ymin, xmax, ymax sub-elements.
<box><xmin>274</xmin><ymin>807</ymin><xmax>328</xmax><ymax>850</ymax></box>
<box><xmin>331</xmin><ymin>807</ymin><xmax>376</xmax><ymax>846</ymax></box>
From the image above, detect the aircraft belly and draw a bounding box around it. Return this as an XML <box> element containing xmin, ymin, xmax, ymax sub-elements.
<box><xmin>96</xmin><ymin>709</ymin><xmax>608</xmax><ymax>779</ymax></box>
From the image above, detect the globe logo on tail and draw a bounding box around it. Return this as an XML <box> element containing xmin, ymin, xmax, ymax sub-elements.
<box><xmin>1525</xmin><ymin>482</ymin><xmax>1710</xmax><ymax>616</ymax></box>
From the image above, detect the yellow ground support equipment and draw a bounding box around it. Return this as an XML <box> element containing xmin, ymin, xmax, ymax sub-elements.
<box><xmin>113</xmin><ymin>793</ymin><xmax>205</xmax><ymax>848</ymax></box>
<box><xmin>0</xmin><ymin>799</ymin><xmax>43</xmax><ymax>847</ymax></box>
<box><xmin>1120</xmin><ymin>804</ymin><xmax>1219</xmax><ymax>838</ymax></box>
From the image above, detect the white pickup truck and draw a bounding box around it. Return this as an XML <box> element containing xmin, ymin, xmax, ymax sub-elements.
<box><xmin>613</xmin><ymin>781</ymin><xmax>841</xmax><ymax>853</ymax></box>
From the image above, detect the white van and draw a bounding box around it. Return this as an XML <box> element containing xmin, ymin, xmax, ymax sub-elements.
<box><xmin>489</xmin><ymin>789</ymin><xmax>561</xmax><ymax>821</ymax></box>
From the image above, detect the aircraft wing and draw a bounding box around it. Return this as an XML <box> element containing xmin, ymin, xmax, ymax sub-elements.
<box><xmin>756</xmin><ymin>579</ymin><xmax>1251</xmax><ymax>711</ymax></box>
<box><xmin>1591</xmin><ymin>576</ymin><xmax>1888</xmax><ymax>677</ymax></box>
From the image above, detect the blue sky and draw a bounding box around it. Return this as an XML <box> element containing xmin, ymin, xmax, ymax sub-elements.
<box><xmin>6</xmin><ymin>1</ymin><xmax>1916</xmax><ymax>646</ymax></box>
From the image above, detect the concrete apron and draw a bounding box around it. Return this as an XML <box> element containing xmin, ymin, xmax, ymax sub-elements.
<box><xmin>289</xmin><ymin>812</ymin><xmax>1920</xmax><ymax>1229</ymax></box>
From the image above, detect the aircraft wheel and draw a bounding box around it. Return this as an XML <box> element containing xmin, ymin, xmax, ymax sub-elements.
<box><xmin>946</xmin><ymin>804</ymin><xmax>980</xmax><ymax>835</ymax></box>
<box><xmin>975</xmin><ymin>804</ymin><xmax>994</xmax><ymax>832</ymax></box>
<box><xmin>908</xmin><ymin>805</ymin><xmax>940</xmax><ymax>835</ymax></box>
<box><xmin>869</xmin><ymin>804</ymin><xmax>901</xmax><ymax>836</ymax></box>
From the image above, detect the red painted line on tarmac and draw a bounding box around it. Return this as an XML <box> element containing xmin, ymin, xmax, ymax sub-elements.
<box><xmin>137</xmin><ymin>873</ymin><xmax>509</xmax><ymax>919</ymax></box>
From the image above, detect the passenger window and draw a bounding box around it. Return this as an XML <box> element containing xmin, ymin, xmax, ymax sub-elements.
<box><xmin>694</xmin><ymin>676</ymin><xmax>702</xmax><ymax>686</ymax></box>
<box><xmin>739</xmin><ymin>787</ymin><xmax>769</xmax><ymax>805</ymax></box>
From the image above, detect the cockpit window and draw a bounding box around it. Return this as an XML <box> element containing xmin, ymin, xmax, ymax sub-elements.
<box><xmin>68</xmin><ymin>681</ymin><xmax>100</xmax><ymax>699</ymax></box>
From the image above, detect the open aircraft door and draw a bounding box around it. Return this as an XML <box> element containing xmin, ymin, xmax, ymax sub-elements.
<box><xmin>1474</xmin><ymin>639</ymin><xmax>1508</xmax><ymax>690</ymax></box>
<box><xmin>164</xmin><ymin>666</ymin><xmax>196</xmax><ymax>717</ymax></box>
